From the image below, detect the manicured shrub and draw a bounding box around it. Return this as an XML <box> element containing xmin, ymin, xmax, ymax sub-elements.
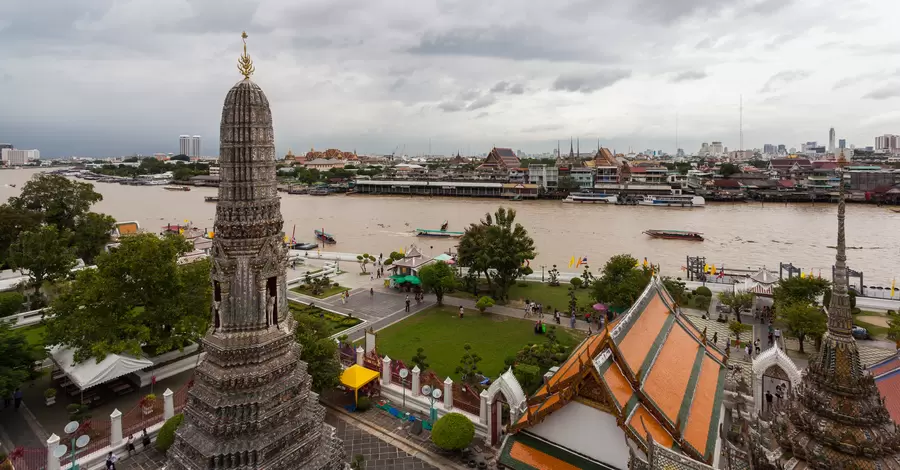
<box><xmin>694</xmin><ymin>295</ymin><xmax>712</xmax><ymax>311</ymax></box>
<box><xmin>431</xmin><ymin>412</ymin><xmax>475</xmax><ymax>451</ymax></box>
<box><xmin>475</xmin><ymin>296</ymin><xmax>495</xmax><ymax>313</ymax></box>
<box><xmin>0</xmin><ymin>292</ymin><xmax>24</xmax><ymax>318</ymax></box>
<box><xmin>156</xmin><ymin>413</ymin><xmax>184</xmax><ymax>453</ymax></box>
<box><xmin>356</xmin><ymin>396</ymin><xmax>371</xmax><ymax>412</ymax></box>
<box><xmin>694</xmin><ymin>286</ymin><xmax>712</xmax><ymax>297</ymax></box>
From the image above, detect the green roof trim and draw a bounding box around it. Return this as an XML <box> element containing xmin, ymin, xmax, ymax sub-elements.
<box><xmin>677</xmin><ymin>344</ymin><xmax>709</xmax><ymax>435</ymax></box>
<box><xmin>498</xmin><ymin>431</ymin><xmax>621</xmax><ymax>470</ymax></box>
<box><xmin>703</xmin><ymin>367</ymin><xmax>727</xmax><ymax>459</ymax></box>
<box><xmin>636</xmin><ymin>313</ymin><xmax>677</xmax><ymax>380</ymax></box>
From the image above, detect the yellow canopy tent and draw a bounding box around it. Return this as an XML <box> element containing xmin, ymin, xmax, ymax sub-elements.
<box><xmin>340</xmin><ymin>365</ymin><xmax>380</xmax><ymax>404</ymax></box>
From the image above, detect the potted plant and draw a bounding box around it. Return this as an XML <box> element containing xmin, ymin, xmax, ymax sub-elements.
<box><xmin>140</xmin><ymin>394</ymin><xmax>157</xmax><ymax>415</ymax></box>
<box><xmin>44</xmin><ymin>388</ymin><xmax>57</xmax><ymax>406</ymax></box>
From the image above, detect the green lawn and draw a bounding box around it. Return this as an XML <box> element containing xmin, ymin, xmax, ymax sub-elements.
<box><xmin>449</xmin><ymin>281</ymin><xmax>594</xmax><ymax>310</ymax></box>
<box><xmin>854</xmin><ymin>318</ymin><xmax>888</xmax><ymax>339</ymax></box>
<box><xmin>374</xmin><ymin>305</ymin><xmax>584</xmax><ymax>380</ymax></box>
<box><xmin>20</xmin><ymin>325</ymin><xmax>46</xmax><ymax>348</ymax></box>
<box><xmin>290</xmin><ymin>284</ymin><xmax>350</xmax><ymax>299</ymax></box>
<box><xmin>289</xmin><ymin>301</ymin><xmax>362</xmax><ymax>335</ymax></box>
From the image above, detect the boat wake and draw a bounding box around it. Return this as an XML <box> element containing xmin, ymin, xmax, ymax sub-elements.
<box><xmin>379</xmin><ymin>230</ymin><xmax>416</xmax><ymax>237</ymax></box>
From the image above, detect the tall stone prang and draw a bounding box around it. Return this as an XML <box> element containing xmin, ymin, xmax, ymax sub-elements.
<box><xmin>166</xmin><ymin>32</ymin><xmax>345</xmax><ymax>470</ymax></box>
<box><xmin>749</xmin><ymin>157</ymin><xmax>900</xmax><ymax>469</ymax></box>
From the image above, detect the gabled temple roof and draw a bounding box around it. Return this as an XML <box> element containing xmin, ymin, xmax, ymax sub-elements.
<box><xmin>478</xmin><ymin>147</ymin><xmax>521</xmax><ymax>170</ymax></box>
<box><xmin>511</xmin><ymin>277</ymin><xmax>728</xmax><ymax>465</ymax></box>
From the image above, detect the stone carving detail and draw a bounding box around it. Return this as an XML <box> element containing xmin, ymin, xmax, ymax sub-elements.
<box><xmin>166</xmin><ymin>74</ymin><xmax>345</xmax><ymax>469</ymax></box>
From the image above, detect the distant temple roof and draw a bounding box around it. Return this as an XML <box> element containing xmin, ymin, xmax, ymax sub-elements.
<box><xmin>478</xmin><ymin>147</ymin><xmax>521</xmax><ymax>171</ymax></box>
<box><xmin>508</xmin><ymin>277</ymin><xmax>728</xmax><ymax>466</ymax></box>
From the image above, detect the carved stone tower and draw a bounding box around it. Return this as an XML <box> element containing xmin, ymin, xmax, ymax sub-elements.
<box><xmin>166</xmin><ymin>32</ymin><xmax>345</xmax><ymax>470</ymax></box>
<box><xmin>750</xmin><ymin>157</ymin><xmax>900</xmax><ymax>469</ymax></box>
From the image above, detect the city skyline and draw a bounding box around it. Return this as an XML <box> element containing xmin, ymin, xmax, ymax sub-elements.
<box><xmin>3</xmin><ymin>0</ymin><xmax>900</xmax><ymax>157</ymax></box>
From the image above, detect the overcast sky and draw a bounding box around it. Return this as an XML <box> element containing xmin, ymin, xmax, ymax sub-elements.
<box><xmin>2</xmin><ymin>0</ymin><xmax>899</xmax><ymax>158</ymax></box>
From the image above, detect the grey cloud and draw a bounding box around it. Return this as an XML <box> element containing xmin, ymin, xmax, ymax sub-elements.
<box><xmin>407</xmin><ymin>26</ymin><xmax>612</xmax><ymax>62</ymax></box>
<box><xmin>459</xmin><ymin>90</ymin><xmax>481</xmax><ymax>101</ymax></box>
<box><xmin>467</xmin><ymin>95</ymin><xmax>497</xmax><ymax>111</ymax></box>
<box><xmin>743</xmin><ymin>0</ymin><xmax>793</xmax><ymax>15</ymax></box>
<box><xmin>760</xmin><ymin>70</ymin><xmax>810</xmax><ymax>92</ymax></box>
<box><xmin>670</xmin><ymin>70</ymin><xmax>707</xmax><ymax>83</ymax></box>
<box><xmin>863</xmin><ymin>85</ymin><xmax>900</xmax><ymax>100</ymax></box>
<box><xmin>633</xmin><ymin>0</ymin><xmax>738</xmax><ymax>25</ymax></box>
<box><xmin>490</xmin><ymin>81</ymin><xmax>526</xmax><ymax>95</ymax></box>
<box><xmin>765</xmin><ymin>31</ymin><xmax>801</xmax><ymax>50</ymax></box>
<box><xmin>437</xmin><ymin>101</ymin><xmax>466</xmax><ymax>112</ymax></box>
<box><xmin>552</xmin><ymin>70</ymin><xmax>631</xmax><ymax>93</ymax></box>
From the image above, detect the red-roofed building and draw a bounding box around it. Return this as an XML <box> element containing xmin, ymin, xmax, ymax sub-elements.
<box><xmin>768</xmin><ymin>158</ymin><xmax>813</xmax><ymax>178</ymax></box>
<box><xmin>868</xmin><ymin>354</ymin><xmax>900</xmax><ymax>424</ymax></box>
<box><xmin>499</xmin><ymin>277</ymin><xmax>729</xmax><ymax>470</ymax></box>
<box><xmin>478</xmin><ymin>147</ymin><xmax>521</xmax><ymax>172</ymax></box>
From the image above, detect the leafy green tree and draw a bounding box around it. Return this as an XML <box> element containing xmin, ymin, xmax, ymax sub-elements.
<box><xmin>773</xmin><ymin>276</ymin><xmax>831</xmax><ymax>308</ymax></box>
<box><xmin>570</xmin><ymin>277</ymin><xmax>583</xmax><ymax>289</ymax></box>
<box><xmin>728</xmin><ymin>320</ymin><xmax>752</xmax><ymax>344</ymax></box>
<box><xmin>454</xmin><ymin>343</ymin><xmax>482</xmax><ymax>384</ymax></box>
<box><xmin>457</xmin><ymin>208</ymin><xmax>536</xmax><ymax>301</ymax></box>
<box><xmin>170</xmin><ymin>154</ymin><xmax>190</xmax><ymax>161</ymax></box>
<box><xmin>431</xmin><ymin>413</ymin><xmax>475</xmax><ymax>451</ymax></box>
<box><xmin>8</xmin><ymin>225</ymin><xmax>78</xmax><ymax>300</ymax></box>
<box><xmin>418</xmin><ymin>261</ymin><xmax>456</xmax><ymax>305</ymax></box>
<box><xmin>719</xmin><ymin>163</ymin><xmax>740</xmax><ymax>177</ymax></box>
<box><xmin>8</xmin><ymin>173</ymin><xmax>102</xmax><ymax>232</ymax></box>
<box><xmin>411</xmin><ymin>347</ymin><xmax>429</xmax><ymax>371</ymax></box>
<box><xmin>0</xmin><ymin>292</ymin><xmax>25</xmax><ymax>318</ymax></box>
<box><xmin>717</xmin><ymin>290</ymin><xmax>755</xmax><ymax>323</ymax></box>
<box><xmin>662</xmin><ymin>277</ymin><xmax>687</xmax><ymax>304</ymax></box>
<box><xmin>72</xmin><ymin>212</ymin><xmax>116</xmax><ymax>265</ymax></box>
<box><xmin>294</xmin><ymin>313</ymin><xmax>342</xmax><ymax>392</ymax></box>
<box><xmin>44</xmin><ymin>234</ymin><xmax>210</xmax><ymax>362</ymax></box>
<box><xmin>590</xmin><ymin>254</ymin><xmax>652</xmax><ymax>310</ymax></box>
<box><xmin>155</xmin><ymin>413</ymin><xmax>184</xmax><ymax>453</ymax></box>
<box><xmin>0</xmin><ymin>322</ymin><xmax>38</xmax><ymax>398</ymax></box>
<box><xmin>512</xmin><ymin>363</ymin><xmax>542</xmax><ymax>392</ymax></box>
<box><xmin>0</xmin><ymin>204</ymin><xmax>42</xmax><ymax>268</ymax></box>
<box><xmin>779</xmin><ymin>302</ymin><xmax>827</xmax><ymax>353</ymax></box>
<box><xmin>356</xmin><ymin>253</ymin><xmax>375</xmax><ymax>273</ymax></box>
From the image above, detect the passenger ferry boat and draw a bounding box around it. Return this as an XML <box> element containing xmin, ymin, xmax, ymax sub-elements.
<box><xmin>636</xmin><ymin>194</ymin><xmax>705</xmax><ymax>207</ymax></box>
<box><xmin>415</xmin><ymin>228</ymin><xmax>464</xmax><ymax>238</ymax></box>
<box><xmin>164</xmin><ymin>185</ymin><xmax>191</xmax><ymax>192</ymax></box>
<box><xmin>643</xmin><ymin>229</ymin><xmax>704</xmax><ymax>241</ymax></box>
<box><xmin>204</xmin><ymin>196</ymin><xmax>219</xmax><ymax>203</ymax></box>
<box><xmin>562</xmin><ymin>192</ymin><xmax>618</xmax><ymax>204</ymax></box>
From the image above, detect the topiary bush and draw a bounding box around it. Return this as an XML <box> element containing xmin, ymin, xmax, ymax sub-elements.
<box><xmin>356</xmin><ymin>396</ymin><xmax>371</xmax><ymax>412</ymax></box>
<box><xmin>156</xmin><ymin>413</ymin><xmax>184</xmax><ymax>453</ymax></box>
<box><xmin>431</xmin><ymin>412</ymin><xmax>475</xmax><ymax>451</ymax></box>
<box><xmin>0</xmin><ymin>292</ymin><xmax>24</xmax><ymax>318</ymax></box>
<box><xmin>694</xmin><ymin>295</ymin><xmax>712</xmax><ymax>311</ymax></box>
<box><xmin>694</xmin><ymin>286</ymin><xmax>712</xmax><ymax>297</ymax></box>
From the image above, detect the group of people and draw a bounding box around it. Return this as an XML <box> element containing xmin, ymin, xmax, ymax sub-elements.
<box><xmin>107</xmin><ymin>428</ymin><xmax>152</xmax><ymax>469</ymax></box>
<box><xmin>764</xmin><ymin>383</ymin><xmax>787</xmax><ymax>412</ymax></box>
<box><xmin>3</xmin><ymin>388</ymin><xmax>24</xmax><ymax>410</ymax></box>
<box><xmin>744</xmin><ymin>338</ymin><xmax>762</xmax><ymax>360</ymax></box>
<box><xmin>523</xmin><ymin>300</ymin><xmax>545</xmax><ymax>318</ymax></box>
<box><xmin>403</xmin><ymin>293</ymin><xmax>424</xmax><ymax>312</ymax></box>
<box><xmin>340</xmin><ymin>290</ymin><xmax>352</xmax><ymax>305</ymax></box>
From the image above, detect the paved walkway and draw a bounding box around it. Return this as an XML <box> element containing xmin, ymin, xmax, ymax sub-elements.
<box><xmin>325</xmin><ymin>411</ymin><xmax>442</xmax><ymax>470</ymax></box>
<box><xmin>113</xmin><ymin>448</ymin><xmax>167</xmax><ymax>470</ymax></box>
<box><xmin>0</xmin><ymin>401</ymin><xmax>46</xmax><ymax>453</ymax></box>
<box><xmin>447</xmin><ymin>295</ymin><xmax>594</xmax><ymax>333</ymax></box>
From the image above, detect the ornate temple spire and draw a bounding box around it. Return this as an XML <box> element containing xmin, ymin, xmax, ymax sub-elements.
<box><xmin>237</xmin><ymin>31</ymin><xmax>255</xmax><ymax>79</ymax></box>
<box><xmin>826</xmin><ymin>156</ymin><xmax>854</xmax><ymax>340</ymax></box>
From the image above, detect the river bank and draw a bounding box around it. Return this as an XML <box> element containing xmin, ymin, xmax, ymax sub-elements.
<box><xmin>2</xmin><ymin>168</ymin><xmax>899</xmax><ymax>281</ymax></box>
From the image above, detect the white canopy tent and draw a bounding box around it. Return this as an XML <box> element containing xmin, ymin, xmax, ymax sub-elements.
<box><xmin>743</xmin><ymin>268</ymin><xmax>779</xmax><ymax>297</ymax></box>
<box><xmin>50</xmin><ymin>346</ymin><xmax>154</xmax><ymax>390</ymax></box>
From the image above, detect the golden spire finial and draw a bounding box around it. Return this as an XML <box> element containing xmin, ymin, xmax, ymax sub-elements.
<box><xmin>237</xmin><ymin>31</ymin><xmax>255</xmax><ymax>79</ymax></box>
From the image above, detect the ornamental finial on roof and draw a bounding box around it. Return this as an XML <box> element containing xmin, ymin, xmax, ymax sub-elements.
<box><xmin>237</xmin><ymin>31</ymin><xmax>255</xmax><ymax>79</ymax></box>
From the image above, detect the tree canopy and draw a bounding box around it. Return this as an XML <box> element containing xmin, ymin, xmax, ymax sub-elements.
<box><xmin>7</xmin><ymin>225</ymin><xmax>78</xmax><ymax>298</ymax></box>
<box><xmin>773</xmin><ymin>276</ymin><xmax>831</xmax><ymax>308</ymax></box>
<box><xmin>44</xmin><ymin>234</ymin><xmax>211</xmax><ymax>362</ymax></box>
<box><xmin>8</xmin><ymin>173</ymin><xmax>102</xmax><ymax>232</ymax></box>
<box><xmin>457</xmin><ymin>207</ymin><xmax>536</xmax><ymax>301</ymax></box>
<box><xmin>294</xmin><ymin>313</ymin><xmax>342</xmax><ymax>392</ymax></box>
<box><xmin>717</xmin><ymin>290</ymin><xmax>755</xmax><ymax>323</ymax></box>
<box><xmin>0</xmin><ymin>321</ymin><xmax>39</xmax><ymax>397</ymax></box>
<box><xmin>590</xmin><ymin>254</ymin><xmax>652</xmax><ymax>310</ymax></box>
<box><xmin>779</xmin><ymin>302</ymin><xmax>827</xmax><ymax>353</ymax></box>
<box><xmin>418</xmin><ymin>261</ymin><xmax>456</xmax><ymax>305</ymax></box>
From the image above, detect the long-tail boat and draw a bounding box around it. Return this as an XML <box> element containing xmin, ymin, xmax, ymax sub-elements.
<box><xmin>314</xmin><ymin>229</ymin><xmax>337</xmax><ymax>244</ymax></box>
<box><xmin>642</xmin><ymin>229</ymin><xmax>704</xmax><ymax>241</ymax></box>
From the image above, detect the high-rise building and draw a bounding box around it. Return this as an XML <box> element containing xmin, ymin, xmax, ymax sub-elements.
<box><xmin>777</xmin><ymin>144</ymin><xmax>786</xmax><ymax>154</ymax></box>
<box><xmin>190</xmin><ymin>135</ymin><xmax>201</xmax><ymax>158</ymax></box>
<box><xmin>839</xmin><ymin>138</ymin><xmax>846</xmax><ymax>149</ymax></box>
<box><xmin>828</xmin><ymin>127</ymin><xmax>836</xmax><ymax>153</ymax></box>
<box><xmin>875</xmin><ymin>134</ymin><xmax>899</xmax><ymax>152</ymax></box>
<box><xmin>710</xmin><ymin>141</ymin><xmax>724</xmax><ymax>156</ymax></box>
<box><xmin>763</xmin><ymin>144</ymin><xmax>776</xmax><ymax>155</ymax></box>
<box><xmin>0</xmin><ymin>143</ymin><xmax>12</xmax><ymax>155</ymax></box>
<box><xmin>1</xmin><ymin>149</ymin><xmax>39</xmax><ymax>165</ymax></box>
<box><xmin>166</xmin><ymin>34</ymin><xmax>345</xmax><ymax>470</ymax></box>
<box><xmin>179</xmin><ymin>135</ymin><xmax>191</xmax><ymax>156</ymax></box>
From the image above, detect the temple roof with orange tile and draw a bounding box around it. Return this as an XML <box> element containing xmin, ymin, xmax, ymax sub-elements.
<box><xmin>511</xmin><ymin>276</ymin><xmax>728</xmax><ymax>465</ymax></box>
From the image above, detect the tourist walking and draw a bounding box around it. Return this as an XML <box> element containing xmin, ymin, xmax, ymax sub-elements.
<box><xmin>370</xmin><ymin>287</ymin><xmax>374</xmax><ymax>297</ymax></box>
<box><xmin>765</xmin><ymin>390</ymin><xmax>773</xmax><ymax>411</ymax></box>
<box><xmin>13</xmin><ymin>388</ymin><xmax>22</xmax><ymax>410</ymax></box>
<box><xmin>106</xmin><ymin>451</ymin><xmax>118</xmax><ymax>469</ymax></box>
<box><xmin>405</xmin><ymin>295</ymin><xmax>410</xmax><ymax>313</ymax></box>
<box><xmin>141</xmin><ymin>428</ymin><xmax>151</xmax><ymax>449</ymax></box>
<box><xmin>570</xmin><ymin>313</ymin><xmax>576</xmax><ymax>329</ymax></box>
<box><xmin>341</xmin><ymin>291</ymin><xmax>346</xmax><ymax>305</ymax></box>
<box><xmin>554</xmin><ymin>310</ymin><xmax>561</xmax><ymax>324</ymax></box>
<box><xmin>754</xmin><ymin>339</ymin><xmax>761</xmax><ymax>355</ymax></box>
<box><xmin>126</xmin><ymin>435</ymin><xmax>136</xmax><ymax>456</ymax></box>
<box><xmin>459</xmin><ymin>306</ymin><xmax>464</xmax><ymax>318</ymax></box>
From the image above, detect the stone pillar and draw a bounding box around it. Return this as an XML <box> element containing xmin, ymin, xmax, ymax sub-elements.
<box><xmin>163</xmin><ymin>388</ymin><xmax>175</xmax><ymax>420</ymax></box>
<box><xmin>382</xmin><ymin>356</ymin><xmax>392</xmax><ymax>386</ymax></box>
<box><xmin>46</xmin><ymin>433</ymin><xmax>61</xmax><ymax>470</ymax></box>
<box><xmin>479</xmin><ymin>390</ymin><xmax>489</xmax><ymax>424</ymax></box>
<box><xmin>443</xmin><ymin>377</ymin><xmax>453</xmax><ymax>410</ymax></box>
<box><xmin>411</xmin><ymin>366</ymin><xmax>421</xmax><ymax>396</ymax></box>
<box><xmin>356</xmin><ymin>346</ymin><xmax>365</xmax><ymax>366</ymax></box>
<box><xmin>110</xmin><ymin>408</ymin><xmax>123</xmax><ymax>445</ymax></box>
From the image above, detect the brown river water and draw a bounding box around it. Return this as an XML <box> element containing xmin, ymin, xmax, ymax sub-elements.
<box><xmin>2</xmin><ymin>168</ymin><xmax>898</xmax><ymax>282</ymax></box>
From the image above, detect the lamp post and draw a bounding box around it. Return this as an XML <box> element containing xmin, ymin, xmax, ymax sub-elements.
<box><xmin>421</xmin><ymin>385</ymin><xmax>443</xmax><ymax>425</ymax></box>
<box><xmin>540</xmin><ymin>265</ymin><xmax>546</xmax><ymax>282</ymax></box>
<box><xmin>56</xmin><ymin>420</ymin><xmax>91</xmax><ymax>470</ymax></box>
<box><xmin>399</xmin><ymin>368</ymin><xmax>409</xmax><ymax>410</ymax></box>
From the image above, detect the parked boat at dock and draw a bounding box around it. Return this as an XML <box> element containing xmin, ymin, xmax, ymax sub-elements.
<box><xmin>289</xmin><ymin>242</ymin><xmax>319</xmax><ymax>250</ymax></box>
<box><xmin>643</xmin><ymin>229</ymin><xmax>704</xmax><ymax>241</ymax></box>
<box><xmin>314</xmin><ymin>229</ymin><xmax>337</xmax><ymax>244</ymax></box>
<box><xmin>563</xmin><ymin>192</ymin><xmax>618</xmax><ymax>204</ymax></box>
<box><xmin>164</xmin><ymin>185</ymin><xmax>191</xmax><ymax>192</ymax></box>
<box><xmin>636</xmin><ymin>195</ymin><xmax>705</xmax><ymax>207</ymax></box>
<box><xmin>204</xmin><ymin>196</ymin><xmax>219</xmax><ymax>202</ymax></box>
<box><xmin>308</xmin><ymin>187</ymin><xmax>329</xmax><ymax>196</ymax></box>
